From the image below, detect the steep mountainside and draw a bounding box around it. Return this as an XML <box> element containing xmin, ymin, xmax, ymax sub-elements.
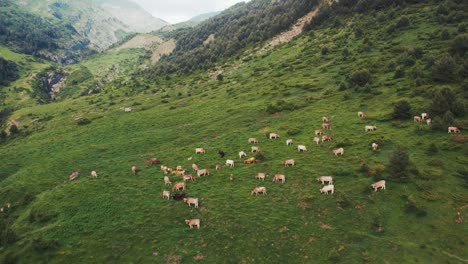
<box><xmin>0</xmin><ymin>0</ymin><xmax>467</xmax><ymax>263</ymax></box>
<box><xmin>16</xmin><ymin>0</ymin><xmax>167</xmax><ymax>50</ymax></box>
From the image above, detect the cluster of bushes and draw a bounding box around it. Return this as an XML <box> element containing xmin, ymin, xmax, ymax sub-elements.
<box><xmin>0</xmin><ymin>58</ymin><xmax>19</xmax><ymax>86</ymax></box>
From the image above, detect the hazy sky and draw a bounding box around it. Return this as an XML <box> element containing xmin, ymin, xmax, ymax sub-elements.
<box><xmin>132</xmin><ymin>0</ymin><xmax>248</xmax><ymax>24</ymax></box>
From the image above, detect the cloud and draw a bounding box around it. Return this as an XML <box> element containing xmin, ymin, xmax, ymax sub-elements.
<box><xmin>132</xmin><ymin>0</ymin><xmax>247</xmax><ymax>23</ymax></box>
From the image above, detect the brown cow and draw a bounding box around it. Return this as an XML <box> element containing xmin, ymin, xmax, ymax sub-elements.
<box><xmin>185</xmin><ymin>219</ymin><xmax>200</xmax><ymax>229</ymax></box>
<box><xmin>322</xmin><ymin>123</ymin><xmax>332</xmax><ymax>130</ymax></box>
<box><xmin>282</xmin><ymin>159</ymin><xmax>295</xmax><ymax>166</ymax></box>
<box><xmin>323</xmin><ymin>116</ymin><xmax>330</xmax><ymax>123</ymax></box>
<box><xmin>315</xmin><ymin>129</ymin><xmax>324</xmax><ymax>135</ymax></box>
<box><xmin>371</xmin><ymin>180</ymin><xmax>386</xmax><ymax>191</ymax></box>
<box><xmin>251</xmin><ymin>187</ymin><xmax>267</xmax><ymax>195</ymax></box>
<box><xmin>172</xmin><ymin>182</ymin><xmax>186</xmax><ymax>191</ymax></box>
<box><xmin>272</xmin><ymin>174</ymin><xmax>286</xmax><ymax>183</ymax></box>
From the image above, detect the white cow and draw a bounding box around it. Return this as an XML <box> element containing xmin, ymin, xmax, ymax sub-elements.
<box><xmin>164</xmin><ymin>176</ymin><xmax>172</xmax><ymax>185</ymax></box>
<box><xmin>286</xmin><ymin>139</ymin><xmax>294</xmax><ymax>145</ymax></box>
<box><xmin>371</xmin><ymin>180</ymin><xmax>386</xmax><ymax>192</ymax></box>
<box><xmin>226</xmin><ymin>159</ymin><xmax>235</xmax><ymax>168</ymax></box>
<box><xmin>269</xmin><ymin>133</ymin><xmax>280</xmax><ymax>139</ymax></box>
<box><xmin>239</xmin><ymin>151</ymin><xmax>247</xmax><ymax>158</ymax></box>
<box><xmin>255</xmin><ymin>173</ymin><xmax>266</xmax><ymax>181</ymax></box>
<box><xmin>195</xmin><ymin>148</ymin><xmax>206</xmax><ymax>154</ymax></box>
<box><xmin>320</xmin><ymin>185</ymin><xmax>334</xmax><ymax>194</ymax></box>
<box><xmin>272</xmin><ymin>174</ymin><xmax>285</xmax><ymax>183</ymax></box>
<box><xmin>283</xmin><ymin>159</ymin><xmax>295</xmax><ymax>166</ymax></box>
<box><xmin>372</xmin><ymin>142</ymin><xmax>378</xmax><ymax>151</ymax></box>
<box><xmin>251</xmin><ymin>146</ymin><xmax>260</xmax><ymax>153</ymax></box>
<box><xmin>298</xmin><ymin>145</ymin><xmax>307</xmax><ymax>152</ymax></box>
<box><xmin>251</xmin><ymin>187</ymin><xmax>267</xmax><ymax>195</ymax></box>
<box><xmin>248</xmin><ymin>138</ymin><xmax>259</xmax><ymax>143</ymax></box>
<box><xmin>162</xmin><ymin>190</ymin><xmax>170</xmax><ymax>200</ymax></box>
<box><xmin>448</xmin><ymin>126</ymin><xmax>461</xmax><ymax>133</ymax></box>
<box><xmin>313</xmin><ymin>137</ymin><xmax>320</xmax><ymax>144</ymax></box>
<box><xmin>91</xmin><ymin>171</ymin><xmax>98</xmax><ymax>178</ymax></box>
<box><xmin>317</xmin><ymin>176</ymin><xmax>333</xmax><ymax>185</ymax></box>
<box><xmin>358</xmin><ymin>111</ymin><xmax>366</xmax><ymax>118</ymax></box>
<box><xmin>333</xmin><ymin>148</ymin><xmax>344</xmax><ymax>156</ymax></box>
<box><xmin>183</xmin><ymin>197</ymin><xmax>199</xmax><ymax>208</ymax></box>
<box><xmin>421</xmin><ymin>113</ymin><xmax>428</xmax><ymax>120</ymax></box>
<box><xmin>365</xmin><ymin>125</ymin><xmax>377</xmax><ymax>132</ymax></box>
<box><xmin>197</xmin><ymin>169</ymin><xmax>210</xmax><ymax>177</ymax></box>
<box><xmin>124</xmin><ymin>107</ymin><xmax>132</xmax><ymax>112</ymax></box>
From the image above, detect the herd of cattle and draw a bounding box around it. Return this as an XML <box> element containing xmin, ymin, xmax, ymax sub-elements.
<box><xmin>69</xmin><ymin>111</ymin><xmax>461</xmax><ymax>229</ymax></box>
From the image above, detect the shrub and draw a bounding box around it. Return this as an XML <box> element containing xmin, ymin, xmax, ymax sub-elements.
<box><xmin>451</xmin><ymin>99</ymin><xmax>466</xmax><ymax>117</ymax></box>
<box><xmin>216</xmin><ymin>74</ymin><xmax>224</xmax><ymax>81</ymax></box>
<box><xmin>431</xmin><ymin>116</ymin><xmax>445</xmax><ymax>131</ymax></box>
<box><xmin>321</xmin><ymin>46</ymin><xmax>329</xmax><ymax>55</ymax></box>
<box><xmin>32</xmin><ymin>237</ymin><xmax>59</xmax><ymax>251</ymax></box>
<box><xmin>394</xmin><ymin>66</ymin><xmax>405</xmax><ymax>79</ymax></box>
<box><xmin>396</xmin><ymin>16</ymin><xmax>410</xmax><ymax>29</ymax></box>
<box><xmin>430</xmin><ymin>88</ymin><xmax>455</xmax><ymax>116</ymax></box>
<box><xmin>388</xmin><ymin>146</ymin><xmax>410</xmax><ymax>181</ymax></box>
<box><xmin>76</xmin><ymin>118</ymin><xmax>91</xmax><ymax>126</ymax></box>
<box><xmin>426</xmin><ymin>143</ymin><xmax>439</xmax><ymax>155</ymax></box>
<box><xmin>431</xmin><ymin>55</ymin><xmax>457</xmax><ymax>82</ymax></box>
<box><xmin>339</xmin><ymin>82</ymin><xmax>348</xmax><ymax>91</ymax></box>
<box><xmin>350</xmin><ymin>69</ymin><xmax>372</xmax><ymax>87</ymax></box>
<box><xmin>451</xmin><ymin>33</ymin><xmax>468</xmax><ymax>57</ymax></box>
<box><xmin>392</xmin><ymin>100</ymin><xmax>412</xmax><ymax>119</ymax></box>
<box><xmin>8</xmin><ymin>124</ymin><xmax>18</xmax><ymax>135</ymax></box>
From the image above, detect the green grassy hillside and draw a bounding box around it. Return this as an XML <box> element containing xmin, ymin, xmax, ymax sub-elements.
<box><xmin>0</xmin><ymin>0</ymin><xmax>467</xmax><ymax>263</ymax></box>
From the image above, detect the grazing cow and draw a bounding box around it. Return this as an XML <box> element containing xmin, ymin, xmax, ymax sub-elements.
<box><xmin>164</xmin><ymin>176</ymin><xmax>172</xmax><ymax>185</ymax></box>
<box><xmin>322</xmin><ymin>135</ymin><xmax>334</xmax><ymax>142</ymax></box>
<box><xmin>187</xmin><ymin>156</ymin><xmax>192</xmax><ymax>160</ymax></box>
<box><xmin>251</xmin><ymin>146</ymin><xmax>260</xmax><ymax>153</ymax></box>
<box><xmin>145</xmin><ymin>158</ymin><xmax>160</xmax><ymax>165</ymax></box>
<box><xmin>286</xmin><ymin>139</ymin><xmax>294</xmax><ymax>146</ymax></box>
<box><xmin>239</xmin><ymin>151</ymin><xmax>247</xmax><ymax>158</ymax></box>
<box><xmin>448</xmin><ymin>126</ymin><xmax>461</xmax><ymax>133</ymax></box>
<box><xmin>251</xmin><ymin>187</ymin><xmax>267</xmax><ymax>195</ymax></box>
<box><xmin>172</xmin><ymin>192</ymin><xmax>186</xmax><ymax>200</ymax></box>
<box><xmin>69</xmin><ymin>171</ymin><xmax>79</xmax><ymax>181</ymax></box>
<box><xmin>176</xmin><ymin>165</ymin><xmax>184</xmax><ymax>171</ymax></box>
<box><xmin>248</xmin><ymin>138</ymin><xmax>259</xmax><ymax>144</ymax></box>
<box><xmin>371</xmin><ymin>180</ymin><xmax>386</xmax><ymax>192</ymax></box>
<box><xmin>372</xmin><ymin>142</ymin><xmax>378</xmax><ymax>151</ymax></box>
<box><xmin>215</xmin><ymin>164</ymin><xmax>222</xmax><ymax>170</ymax></box>
<box><xmin>272</xmin><ymin>174</ymin><xmax>286</xmax><ymax>183</ymax></box>
<box><xmin>192</xmin><ymin>163</ymin><xmax>200</xmax><ymax>172</ymax></box>
<box><xmin>414</xmin><ymin>116</ymin><xmax>422</xmax><ymax>122</ymax></box>
<box><xmin>365</xmin><ymin>125</ymin><xmax>377</xmax><ymax>132</ymax></box>
<box><xmin>323</xmin><ymin>116</ymin><xmax>330</xmax><ymax>123</ymax></box>
<box><xmin>317</xmin><ymin>176</ymin><xmax>333</xmax><ymax>185</ymax></box>
<box><xmin>195</xmin><ymin>148</ymin><xmax>206</xmax><ymax>154</ymax></box>
<box><xmin>162</xmin><ymin>190</ymin><xmax>170</xmax><ymax>200</ymax></box>
<box><xmin>333</xmin><ymin>148</ymin><xmax>344</xmax><ymax>156</ymax></box>
<box><xmin>161</xmin><ymin>165</ymin><xmax>169</xmax><ymax>174</ymax></box>
<box><xmin>244</xmin><ymin>157</ymin><xmax>257</xmax><ymax>164</ymax></box>
<box><xmin>426</xmin><ymin>118</ymin><xmax>432</xmax><ymax>125</ymax></box>
<box><xmin>315</xmin><ymin>129</ymin><xmax>324</xmax><ymax>135</ymax></box>
<box><xmin>172</xmin><ymin>170</ymin><xmax>186</xmax><ymax>176</ymax></box>
<box><xmin>358</xmin><ymin>111</ymin><xmax>366</xmax><ymax>118</ymax></box>
<box><xmin>269</xmin><ymin>133</ymin><xmax>280</xmax><ymax>139</ymax></box>
<box><xmin>172</xmin><ymin>182</ymin><xmax>186</xmax><ymax>191</ymax></box>
<box><xmin>124</xmin><ymin>107</ymin><xmax>132</xmax><ymax>112</ymax></box>
<box><xmin>313</xmin><ymin>137</ymin><xmax>320</xmax><ymax>144</ymax></box>
<box><xmin>131</xmin><ymin>166</ymin><xmax>137</xmax><ymax>175</ymax></box>
<box><xmin>183</xmin><ymin>174</ymin><xmax>195</xmax><ymax>182</ymax></box>
<box><xmin>255</xmin><ymin>173</ymin><xmax>266</xmax><ymax>181</ymax></box>
<box><xmin>183</xmin><ymin>197</ymin><xmax>199</xmax><ymax>208</ymax></box>
<box><xmin>218</xmin><ymin>150</ymin><xmax>225</xmax><ymax>158</ymax></box>
<box><xmin>282</xmin><ymin>159</ymin><xmax>295</xmax><ymax>166</ymax></box>
<box><xmin>298</xmin><ymin>145</ymin><xmax>307</xmax><ymax>152</ymax></box>
<box><xmin>322</xmin><ymin>123</ymin><xmax>332</xmax><ymax>130</ymax></box>
<box><xmin>197</xmin><ymin>169</ymin><xmax>210</xmax><ymax>177</ymax></box>
<box><xmin>91</xmin><ymin>171</ymin><xmax>98</xmax><ymax>178</ymax></box>
<box><xmin>185</xmin><ymin>219</ymin><xmax>200</xmax><ymax>229</ymax></box>
<box><xmin>230</xmin><ymin>174</ymin><xmax>235</xmax><ymax>181</ymax></box>
<box><xmin>421</xmin><ymin>113</ymin><xmax>428</xmax><ymax>120</ymax></box>
<box><xmin>320</xmin><ymin>184</ymin><xmax>334</xmax><ymax>194</ymax></box>
<box><xmin>226</xmin><ymin>159</ymin><xmax>235</xmax><ymax>168</ymax></box>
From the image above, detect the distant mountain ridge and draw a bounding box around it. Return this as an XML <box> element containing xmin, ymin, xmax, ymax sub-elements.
<box><xmin>1</xmin><ymin>0</ymin><xmax>168</xmax><ymax>63</ymax></box>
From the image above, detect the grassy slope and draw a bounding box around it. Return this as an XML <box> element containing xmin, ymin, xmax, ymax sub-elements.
<box><xmin>1</xmin><ymin>2</ymin><xmax>467</xmax><ymax>263</ymax></box>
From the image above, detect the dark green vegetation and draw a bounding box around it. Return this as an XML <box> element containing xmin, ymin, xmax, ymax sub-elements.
<box><xmin>0</xmin><ymin>0</ymin><xmax>92</xmax><ymax>64</ymax></box>
<box><xmin>0</xmin><ymin>57</ymin><xmax>19</xmax><ymax>86</ymax></box>
<box><xmin>155</xmin><ymin>0</ymin><xmax>318</xmax><ymax>74</ymax></box>
<box><xmin>0</xmin><ymin>0</ymin><xmax>467</xmax><ymax>263</ymax></box>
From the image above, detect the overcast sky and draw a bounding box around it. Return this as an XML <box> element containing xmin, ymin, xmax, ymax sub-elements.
<box><xmin>132</xmin><ymin>0</ymin><xmax>248</xmax><ymax>24</ymax></box>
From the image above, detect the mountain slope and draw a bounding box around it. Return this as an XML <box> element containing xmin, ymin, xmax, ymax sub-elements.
<box><xmin>0</xmin><ymin>0</ymin><xmax>467</xmax><ymax>263</ymax></box>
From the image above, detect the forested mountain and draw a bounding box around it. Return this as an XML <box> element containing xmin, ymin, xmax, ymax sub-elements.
<box><xmin>151</xmin><ymin>0</ymin><xmax>318</xmax><ymax>75</ymax></box>
<box><xmin>0</xmin><ymin>0</ymin><xmax>167</xmax><ymax>63</ymax></box>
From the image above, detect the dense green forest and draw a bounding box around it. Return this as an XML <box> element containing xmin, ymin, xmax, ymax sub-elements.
<box><xmin>0</xmin><ymin>0</ymin><xmax>91</xmax><ymax>63</ymax></box>
<box><xmin>0</xmin><ymin>57</ymin><xmax>19</xmax><ymax>86</ymax></box>
<box><xmin>152</xmin><ymin>0</ymin><xmax>318</xmax><ymax>75</ymax></box>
